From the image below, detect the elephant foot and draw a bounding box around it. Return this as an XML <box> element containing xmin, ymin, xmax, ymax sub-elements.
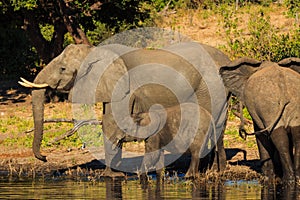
<box><xmin>139</xmin><ymin>173</ymin><xmax>149</xmax><ymax>190</ymax></box>
<box><xmin>260</xmin><ymin>167</ymin><xmax>278</xmax><ymax>184</ymax></box>
<box><xmin>184</xmin><ymin>170</ymin><xmax>200</xmax><ymax>179</ymax></box>
<box><xmin>297</xmin><ymin>177</ymin><xmax>300</xmax><ymax>186</ymax></box>
<box><xmin>261</xmin><ymin>174</ymin><xmax>278</xmax><ymax>185</ymax></box>
<box><xmin>282</xmin><ymin>175</ymin><xmax>296</xmax><ymax>186</ymax></box>
<box><xmin>296</xmin><ymin>175</ymin><xmax>300</xmax><ymax>183</ymax></box>
<box><xmin>101</xmin><ymin>167</ymin><xmax>125</xmax><ymax>178</ymax></box>
<box><xmin>210</xmin><ymin>158</ymin><xmax>226</xmax><ymax>172</ymax></box>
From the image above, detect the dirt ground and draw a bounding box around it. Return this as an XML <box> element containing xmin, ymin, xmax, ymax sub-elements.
<box><xmin>0</xmin><ymin>4</ymin><xmax>295</xmax><ymax>182</ymax></box>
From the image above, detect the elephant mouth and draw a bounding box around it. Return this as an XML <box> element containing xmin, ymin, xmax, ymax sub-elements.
<box><xmin>62</xmin><ymin>71</ymin><xmax>77</xmax><ymax>91</ymax></box>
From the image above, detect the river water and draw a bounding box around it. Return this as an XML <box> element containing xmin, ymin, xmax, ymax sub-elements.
<box><xmin>0</xmin><ymin>177</ymin><xmax>299</xmax><ymax>199</ymax></box>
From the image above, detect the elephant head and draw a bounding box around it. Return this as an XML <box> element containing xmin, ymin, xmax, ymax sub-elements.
<box><xmin>19</xmin><ymin>43</ymin><xmax>136</xmax><ymax>162</ymax></box>
<box><xmin>108</xmin><ymin>107</ymin><xmax>166</xmax><ymax>147</ymax></box>
<box><xmin>19</xmin><ymin>44</ymin><xmax>94</xmax><ymax>161</ymax></box>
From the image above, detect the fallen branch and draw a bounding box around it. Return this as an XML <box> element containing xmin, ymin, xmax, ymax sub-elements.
<box><xmin>23</xmin><ymin>118</ymin><xmax>76</xmax><ymax>134</ymax></box>
<box><xmin>22</xmin><ymin>118</ymin><xmax>102</xmax><ymax>144</ymax></box>
<box><xmin>44</xmin><ymin>118</ymin><xmax>75</xmax><ymax>123</ymax></box>
<box><xmin>48</xmin><ymin>119</ymin><xmax>102</xmax><ymax>145</ymax></box>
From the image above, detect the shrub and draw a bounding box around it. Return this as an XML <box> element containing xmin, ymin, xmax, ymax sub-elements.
<box><xmin>219</xmin><ymin>6</ymin><xmax>300</xmax><ymax>61</ymax></box>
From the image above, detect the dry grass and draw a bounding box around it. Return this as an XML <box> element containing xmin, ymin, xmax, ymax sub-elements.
<box><xmin>155</xmin><ymin>4</ymin><xmax>295</xmax><ymax>49</ymax></box>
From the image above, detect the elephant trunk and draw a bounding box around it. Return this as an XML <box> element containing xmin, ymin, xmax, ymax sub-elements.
<box><xmin>32</xmin><ymin>89</ymin><xmax>47</xmax><ymax>162</ymax></box>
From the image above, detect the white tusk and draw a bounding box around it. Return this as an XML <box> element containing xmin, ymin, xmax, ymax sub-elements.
<box><xmin>19</xmin><ymin>77</ymin><xmax>48</xmax><ymax>88</ymax></box>
<box><xmin>18</xmin><ymin>81</ymin><xmax>33</xmax><ymax>88</ymax></box>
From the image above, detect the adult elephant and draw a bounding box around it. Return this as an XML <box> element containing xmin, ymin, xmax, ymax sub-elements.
<box><xmin>20</xmin><ymin>41</ymin><xmax>230</xmax><ymax>177</ymax></box>
<box><xmin>220</xmin><ymin>57</ymin><xmax>300</xmax><ymax>183</ymax></box>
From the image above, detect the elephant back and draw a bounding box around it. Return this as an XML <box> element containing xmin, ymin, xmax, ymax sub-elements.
<box><xmin>120</xmin><ymin>47</ymin><xmax>202</xmax><ymax>110</ymax></box>
<box><xmin>164</xmin><ymin>42</ymin><xmax>228</xmax><ymax>138</ymax></box>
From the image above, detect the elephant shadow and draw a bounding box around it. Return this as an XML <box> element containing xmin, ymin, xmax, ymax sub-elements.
<box><xmin>55</xmin><ymin>147</ymin><xmax>261</xmax><ymax>179</ymax></box>
<box><xmin>0</xmin><ymin>81</ymin><xmax>30</xmax><ymax>104</ymax></box>
<box><xmin>225</xmin><ymin>148</ymin><xmax>261</xmax><ymax>173</ymax></box>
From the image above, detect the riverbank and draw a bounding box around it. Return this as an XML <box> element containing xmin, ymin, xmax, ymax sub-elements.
<box><xmin>0</xmin><ymin>90</ymin><xmax>261</xmax><ymax>182</ymax></box>
<box><xmin>2</xmin><ymin>3</ymin><xmax>295</xmax><ymax>183</ymax></box>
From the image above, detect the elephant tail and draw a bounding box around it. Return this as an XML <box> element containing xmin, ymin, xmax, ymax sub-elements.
<box><xmin>238</xmin><ymin>101</ymin><xmax>248</xmax><ymax>140</ymax></box>
<box><xmin>240</xmin><ymin>100</ymin><xmax>290</xmax><ymax>138</ymax></box>
<box><xmin>240</xmin><ymin>70</ymin><xmax>290</xmax><ymax>138</ymax></box>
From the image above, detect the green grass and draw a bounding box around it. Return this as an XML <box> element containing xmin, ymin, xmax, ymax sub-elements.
<box><xmin>0</xmin><ymin>102</ymin><xmax>88</xmax><ymax>149</ymax></box>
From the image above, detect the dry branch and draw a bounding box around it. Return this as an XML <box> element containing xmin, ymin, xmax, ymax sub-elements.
<box><xmin>44</xmin><ymin>118</ymin><xmax>75</xmax><ymax>123</ymax></box>
<box><xmin>48</xmin><ymin>119</ymin><xmax>102</xmax><ymax>145</ymax></box>
<box><xmin>23</xmin><ymin>118</ymin><xmax>102</xmax><ymax>144</ymax></box>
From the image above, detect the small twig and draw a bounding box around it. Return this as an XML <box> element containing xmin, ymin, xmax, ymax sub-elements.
<box><xmin>232</xmin><ymin>111</ymin><xmax>252</xmax><ymax>125</ymax></box>
<box><xmin>24</xmin><ymin>128</ymin><xmax>34</xmax><ymax>134</ymax></box>
<box><xmin>158</xmin><ymin>0</ymin><xmax>176</xmax><ymax>16</ymax></box>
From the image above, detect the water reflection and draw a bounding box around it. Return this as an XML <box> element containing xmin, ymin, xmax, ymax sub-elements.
<box><xmin>0</xmin><ymin>178</ymin><xmax>299</xmax><ymax>199</ymax></box>
<box><xmin>104</xmin><ymin>178</ymin><xmax>122</xmax><ymax>199</ymax></box>
<box><xmin>192</xmin><ymin>183</ymin><xmax>225</xmax><ymax>199</ymax></box>
<box><xmin>261</xmin><ymin>184</ymin><xmax>300</xmax><ymax>200</ymax></box>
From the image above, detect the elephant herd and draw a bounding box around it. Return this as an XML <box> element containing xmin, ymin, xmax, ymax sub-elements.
<box><xmin>19</xmin><ymin>41</ymin><xmax>300</xmax><ymax>184</ymax></box>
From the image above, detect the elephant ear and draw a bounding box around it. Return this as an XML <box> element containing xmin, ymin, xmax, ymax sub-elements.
<box><xmin>134</xmin><ymin>105</ymin><xmax>168</xmax><ymax>139</ymax></box>
<box><xmin>219</xmin><ymin>57</ymin><xmax>261</xmax><ymax>101</ymax></box>
<box><xmin>278</xmin><ymin>57</ymin><xmax>300</xmax><ymax>74</ymax></box>
<box><xmin>72</xmin><ymin>44</ymin><xmax>135</xmax><ymax>104</ymax></box>
<box><xmin>96</xmin><ymin>58</ymin><xmax>129</xmax><ymax>102</ymax></box>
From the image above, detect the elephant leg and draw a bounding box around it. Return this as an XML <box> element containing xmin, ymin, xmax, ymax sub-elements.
<box><xmin>255</xmin><ymin>134</ymin><xmax>276</xmax><ymax>181</ymax></box>
<box><xmin>271</xmin><ymin>127</ymin><xmax>295</xmax><ymax>183</ymax></box>
<box><xmin>101</xmin><ymin>104</ymin><xmax>125</xmax><ymax>177</ymax></box>
<box><xmin>141</xmin><ymin>140</ymin><xmax>162</xmax><ymax>172</ymax></box>
<box><xmin>185</xmin><ymin>147</ymin><xmax>200</xmax><ymax>178</ymax></box>
<box><xmin>140</xmin><ymin>136</ymin><xmax>162</xmax><ymax>184</ymax></box>
<box><xmin>140</xmin><ymin>150</ymin><xmax>163</xmax><ymax>188</ymax></box>
<box><xmin>291</xmin><ymin>126</ymin><xmax>300</xmax><ymax>181</ymax></box>
<box><xmin>155</xmin><ymin>151</ymin><xmax>164</xmax><ymax>186</ymax></box>
<box><xmin>101</xmin><ymin>135</ymin><xmax>125</xmax><ymax>177</ymax></box>
<box><xmin>211</xmin><ymin>132</ymin><xmax>226</xmax><ymax>172</ymax></box>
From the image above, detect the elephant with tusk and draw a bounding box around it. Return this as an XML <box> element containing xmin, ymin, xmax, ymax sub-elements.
<box><xmin>19</xmin><ymin>77</ymin><xmax>49</xmax><ymax>88</ymax></box>
<box><xmin>220</xmin><ymin>57</ymin><xmax>300</xmax><ymax>184</ymax></box>
<box><xmin>20</xmin><ymin>41</ymin><xmax>230</xmax><ymax>177</ymax></box>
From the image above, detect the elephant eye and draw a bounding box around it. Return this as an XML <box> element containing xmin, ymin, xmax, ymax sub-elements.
<box><xmin>60</xmin><ymin>67</ymin><xmax>66</xmax><ymax>73</ymax></box>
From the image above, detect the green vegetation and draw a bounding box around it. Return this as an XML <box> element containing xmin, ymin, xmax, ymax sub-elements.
<box><xmin>1</xmin><ymin>1</ymin><xmax>299</xmax><ymax>80</ymax></box>
<box><xmin>219</xmin><ymin>4</ymin><xmax>300</xmax><ymax>61</ymax></box>
<box><xmin>0</xmin><ymin>103</ymin><xmax>85</xmax><ymax>149</ymax></box>
<box><xmin>284</xmin><ymin>0</ymin><xmax>300</xmax><ymax>19</ymax></box>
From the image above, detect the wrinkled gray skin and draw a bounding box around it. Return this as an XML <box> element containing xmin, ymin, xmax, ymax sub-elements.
<box><xmin>220</xmin><ymin>57</ymin><xmax>300</xmax><ymax>183</ymax></box>
<box><xmin>30</xmin><ymin>42</ymin><xmax>230</xmax><ymax>177</ymax></box>
<box><xmin>110</xmin><ymin>103</ymin><xmax>214</xmax><ymax>179</ymax></box>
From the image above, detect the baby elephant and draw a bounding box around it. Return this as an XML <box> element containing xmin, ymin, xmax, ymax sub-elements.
<box><xmin>128</xmin><ymin>102</ymin><xmax>215</xmax><ymax>178</ymax></box>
